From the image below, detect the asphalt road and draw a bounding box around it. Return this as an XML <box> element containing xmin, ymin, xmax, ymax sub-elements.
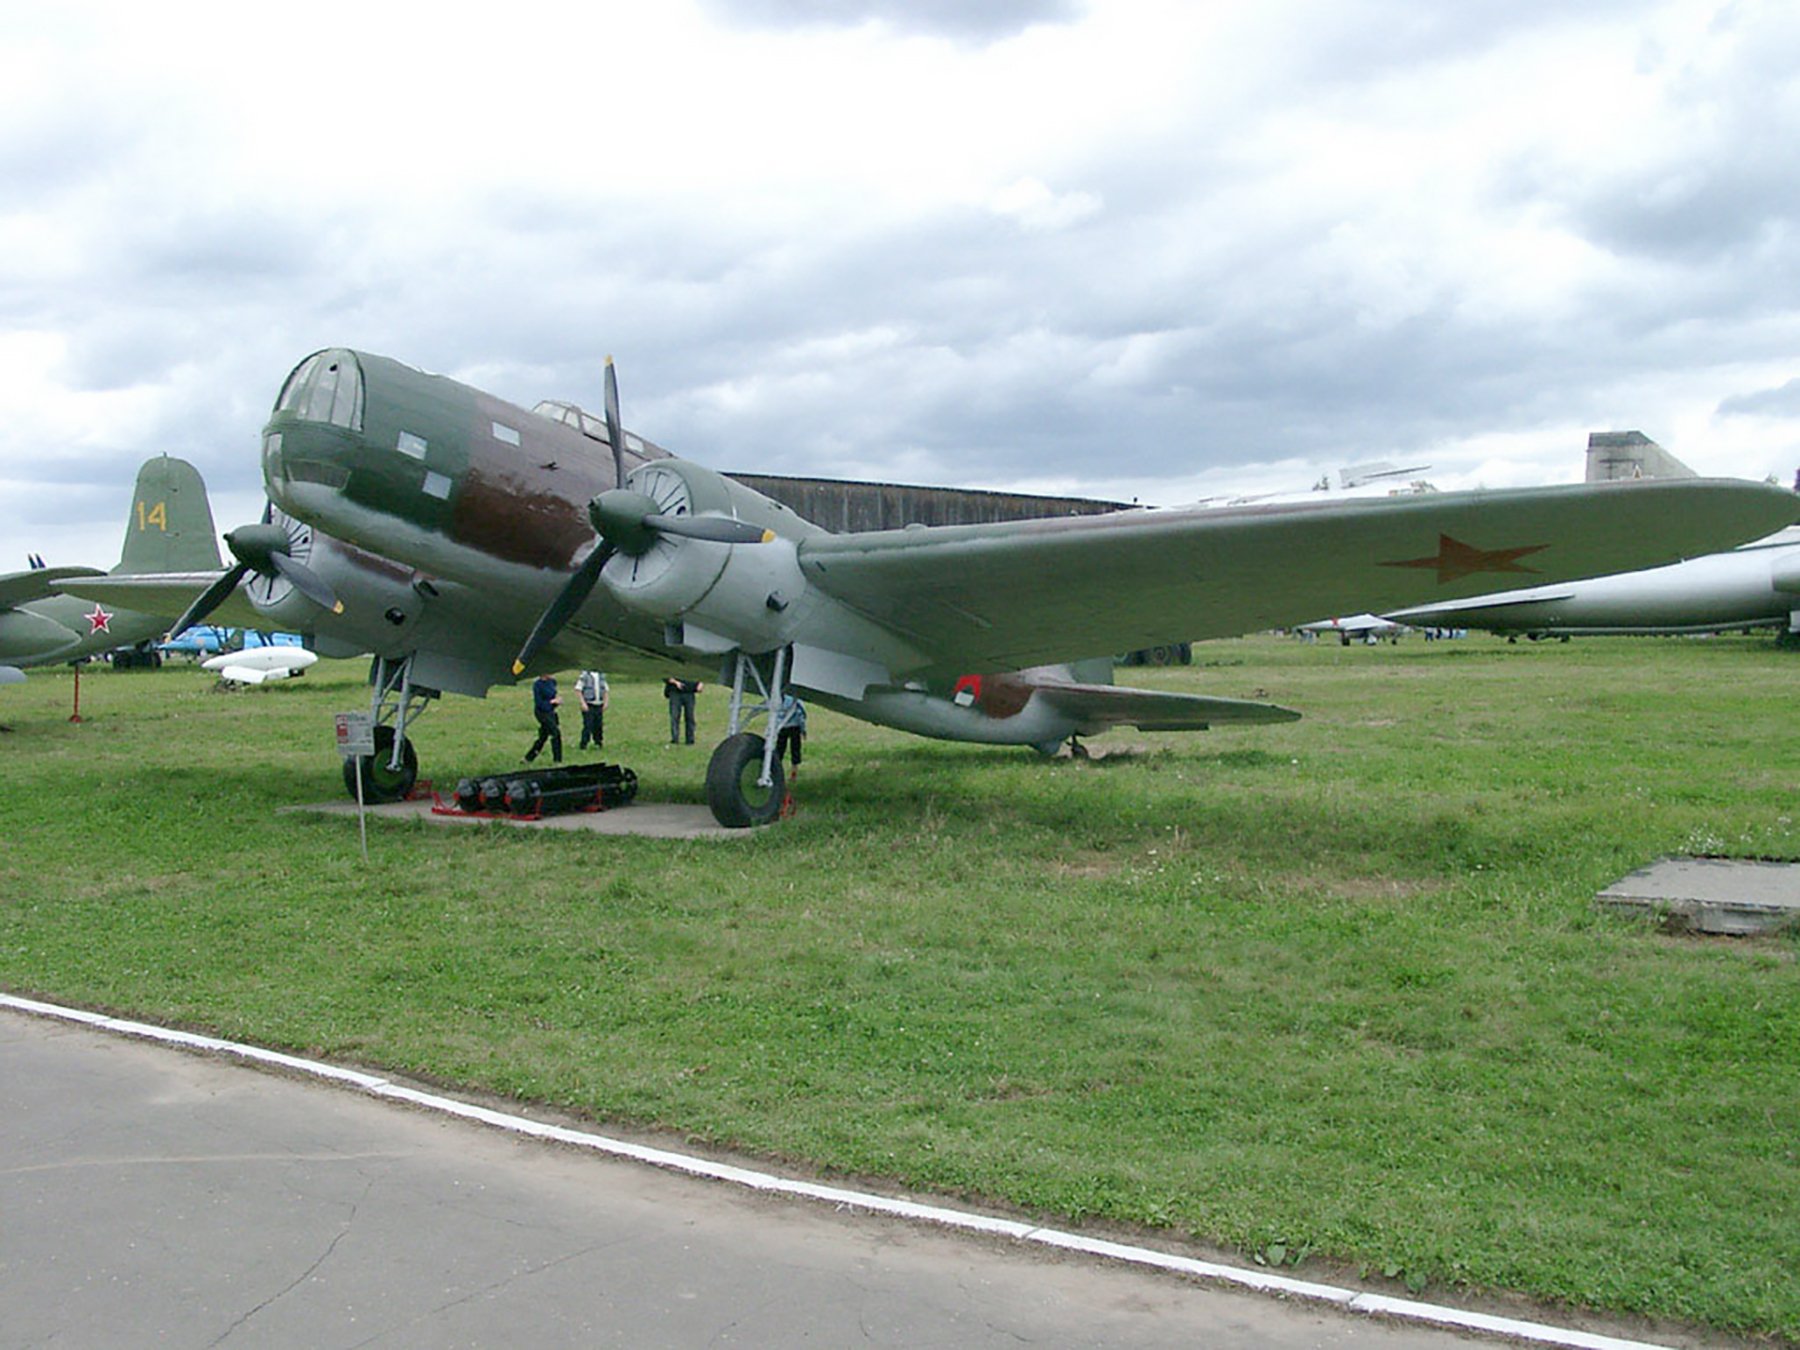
<box><xmin>0</xmin><ymin>1007</ymin><xmax>1594</xmax><ymax>1348</ymax></box>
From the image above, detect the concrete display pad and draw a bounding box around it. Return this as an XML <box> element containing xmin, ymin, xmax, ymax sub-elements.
<box><xmin>283</xmin><ymin>796</ymin><xmax>747</xmax><ymax>840</ymax></box>
<box><xmin>1597</xmin><ymin>857</ymin><xmax>1800</xmax><ymax>935</ymax></box>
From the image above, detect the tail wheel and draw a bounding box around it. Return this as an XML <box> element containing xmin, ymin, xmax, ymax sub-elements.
<box><xmin>343</xmin><ymin>723</ymin><xmax>418</xmax><ymax>803</ymax></box>
<box><xmin>705</xmin><ymin>732</ymin><xmax>785</xmax><ymax>828</ymax></box>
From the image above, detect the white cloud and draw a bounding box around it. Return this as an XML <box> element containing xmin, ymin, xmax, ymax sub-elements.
<box><xmin>4</xmin><ymin>0</ymin><xmax>1800</xmax><ymax>567</ymax></box>
<box><xmin>986</xmin><ymin>178</ymin><xmax>1102</xmax><ymax>231</ymax></box>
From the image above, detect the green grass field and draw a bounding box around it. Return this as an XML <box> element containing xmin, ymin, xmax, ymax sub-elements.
<box><xmin>3</xmin><ymin>634</ymin><xmax>1797</xmax><ymax>1340</ymax></box>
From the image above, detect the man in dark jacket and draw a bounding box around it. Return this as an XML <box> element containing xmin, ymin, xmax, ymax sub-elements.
<box><xmin>525</xmin><ymin>673</ymin><xmax>563</xmax><ymax>763</ymax></box>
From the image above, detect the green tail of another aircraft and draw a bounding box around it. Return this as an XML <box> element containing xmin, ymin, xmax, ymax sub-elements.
<box><xmin>116</xmin><ymin>455</ymin><xmax>222</xmax><ymax>575</ymax></box>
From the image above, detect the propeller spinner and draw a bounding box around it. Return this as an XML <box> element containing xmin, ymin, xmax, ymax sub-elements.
<box><xmin>510</xmin><ymin>359</ymin><xmax>773</xmax><ymax>676</ymax></box>
<box><xmin>168</xmin><ymin>508</ymin><xmax>344</xmax><ymax>638</ymax></box>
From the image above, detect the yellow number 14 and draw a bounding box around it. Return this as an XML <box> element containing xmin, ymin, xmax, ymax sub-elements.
<box><xmin>137</xmin><ymin>500</ymin><xmax>168</xmax><ymax>532</ymax></box>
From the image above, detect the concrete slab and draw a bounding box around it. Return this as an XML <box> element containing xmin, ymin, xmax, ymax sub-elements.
<box><xmin>281</xmin><ymin>796</ymin><xmax>746</xmax><ymax>840</ymax></box>
<box><xmin>1597</xmin><ymin>856</ymin><xmax>1800</xmax><ymax>935</ymax></box>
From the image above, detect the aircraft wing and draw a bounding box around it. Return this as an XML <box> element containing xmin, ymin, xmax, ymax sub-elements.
<box><xmin>0</xmin><ymin>566</ymin><xmax>105</xmax><ymax>610</ymax></box>
<box><xmin>797</xmin><ymin>478</ymin><xmax>1798</xmax><ymax>675</ymax></box>
<box><xmin>1031</xmin><ymin>679</ymin><xmax>1300</xmax><ymax>731</ymax></box>
<box><xmin>50</xmin><ymin>572</ymin><xmax>267</xmax><ymax>632</ymax></box>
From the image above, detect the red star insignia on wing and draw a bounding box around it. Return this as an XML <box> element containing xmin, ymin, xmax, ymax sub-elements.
<box><xmin>1380</xmin><ymin>534</ymin><xmax>1549</xmax><ymax>585</ymax></box>
<box><xmin>85</xmin><ymin>604</ymin><xmax>114</xmax><ymax>634</ymax></box>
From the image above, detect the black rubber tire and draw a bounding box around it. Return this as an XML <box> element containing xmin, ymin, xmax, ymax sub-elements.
<box><xmin>705</xmin><ymin>732</ymin><xmax>785</xmax><ymax>828</ymax></box>
<box><xmin>342</xmin><ymin>723</ymin><xmax>418</xmax><ymax>803</ymax></box>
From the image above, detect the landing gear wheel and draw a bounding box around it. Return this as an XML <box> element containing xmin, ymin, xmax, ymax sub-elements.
<box><xmin>705</xmin><ymin>732</ymin><xmax>785</xmax><ymax>828</ymax></box>
<box><xmin>343</xmin><ymin>724</ymin><xmax>418</xmax><ymax>803</ymax></box>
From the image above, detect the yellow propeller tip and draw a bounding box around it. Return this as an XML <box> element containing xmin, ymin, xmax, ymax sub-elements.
<box><xmin>332</xmin><ymin>602</ymin><xmax>345</xmax><ymax>614</ymax></box>
<box><xmin>511</xmin><ymin>661</ymin><xmax>526</xmax><ymax>677</ymax></box>
<box><xmin>760</xmin><ymin>529</ymin><xmax>776</xmax><ymax>543</ymax></box>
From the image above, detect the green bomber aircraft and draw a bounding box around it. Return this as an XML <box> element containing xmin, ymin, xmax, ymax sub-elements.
<box><xmin>59</xmin><ymin>349</ymin><xmax>1800</xmax><ymax>825</ymax></box>
<box><xmin>2</xmin><ymin>456</ymin><xmax>221</xmax><ymax>683</ymax></box>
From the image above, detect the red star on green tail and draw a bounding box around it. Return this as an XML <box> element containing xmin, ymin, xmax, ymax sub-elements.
<box><xmin>1380</xmin><ymin>534</ymin><xmax>1549</xmax><ymax>585</ymax></box>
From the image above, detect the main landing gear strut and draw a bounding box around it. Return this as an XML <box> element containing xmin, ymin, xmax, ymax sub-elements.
<box><xmin>705</xmin><ymin>647</ymin><xmax>799</xmax><ymax>828</ymax></box>
<box><xmin>342</xmin><ymin>653</ymin><xmax>437</xmax><ymax>803</ymax></box>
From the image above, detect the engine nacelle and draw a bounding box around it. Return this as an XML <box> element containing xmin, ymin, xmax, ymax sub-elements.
<box><xmin>600</xmin><ymin>459</ymin><xmax>809</xmax><ymax>653</ymax></box>
<box><xmin>248</xmin><ymin>514</ymin><xmax>421</xmax><ymax>635</ymax></box>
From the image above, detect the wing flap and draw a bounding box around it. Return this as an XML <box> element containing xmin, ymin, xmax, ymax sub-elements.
<box><xmin>798</xmin><ymin>478</ymin><xmax>1798</xmax><ymax>674</ymax></box>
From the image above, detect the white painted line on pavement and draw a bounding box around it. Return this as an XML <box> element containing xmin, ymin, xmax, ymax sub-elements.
<box><xmin>1</xmin><ymin>992</ymin><xmax>1673</xmax><ymax>1350</ymax></box>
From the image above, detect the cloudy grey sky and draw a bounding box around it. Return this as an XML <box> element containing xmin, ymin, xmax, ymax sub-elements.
<box><xmin>4</xmin><ymin>0</ymin><xmax>1798</xmax><ymax>566</ymax></box>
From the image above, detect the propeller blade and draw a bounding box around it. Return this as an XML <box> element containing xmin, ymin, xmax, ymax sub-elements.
<box><xmin>591</xmin><ymin>360</ymin><xmax>771</xmax><ymax>547</ymax></box>
<box><xmin>511</xmin><ymin>541</ymin><xmax>616</xmax><ymax>676</ymax></box>
<box><xmin>603</xmin><ymin>355</ymin><xmax>625</xmax><ymax>488</ymax></box>
<box><xmin>167</xmin><ymin>561</ymin><xmax>250</xmax><ymax>639</ymax></box>
<box><xmin>643</xmin><ymin>513</ymin><xmax>775</xmax><ymax>545</ymax></box>
<box><xmin>269</xmin><ymin>552</ymin><xmax>344</xmax><ymax>614</ymax></box>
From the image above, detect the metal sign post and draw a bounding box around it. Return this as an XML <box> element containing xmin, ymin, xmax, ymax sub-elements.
<box><xmin>334</xmin><ymin>712</ymin><xmax>376</xmax><ymax>863</ymax></box>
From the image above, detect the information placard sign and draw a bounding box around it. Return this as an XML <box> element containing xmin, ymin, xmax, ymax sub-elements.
<box><xmin>334</xmin><ymin>712</ymin><xmax>376</xmax><ymax>757</ymax></box>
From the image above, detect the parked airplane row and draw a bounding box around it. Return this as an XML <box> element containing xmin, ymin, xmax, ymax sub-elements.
<box><xmin>13</xmin><ymin>353</ymin><xmax>1799</xmax><ymax>824</ymax></box>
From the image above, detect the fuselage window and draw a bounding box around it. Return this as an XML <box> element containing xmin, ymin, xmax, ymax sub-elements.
<box><xmin>531</xmin><ymin>399</ymin><xmax>612</xmax><ymax>446</ymax></box>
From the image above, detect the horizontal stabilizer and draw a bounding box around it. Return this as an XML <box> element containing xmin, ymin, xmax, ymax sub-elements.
<box><xmin>1032</xmin><ymin>679</ymin><xmax>1301</xmax><ymax>731</ymax></box>
<box><xmin>0</xmin><ymin>565</ymin><xmax>105</xmax><ymax>610</ymax></box>
<box><xmin>52</xmin><ymin>572</ymin><xmax>266</xmax><ymax>633</ymax></box>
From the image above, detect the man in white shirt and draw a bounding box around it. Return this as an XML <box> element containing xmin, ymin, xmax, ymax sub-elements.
<box><xmin>576</xmin><ymin>668</ymin><xmax>609</xmax><ymax>751</ymax></box>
